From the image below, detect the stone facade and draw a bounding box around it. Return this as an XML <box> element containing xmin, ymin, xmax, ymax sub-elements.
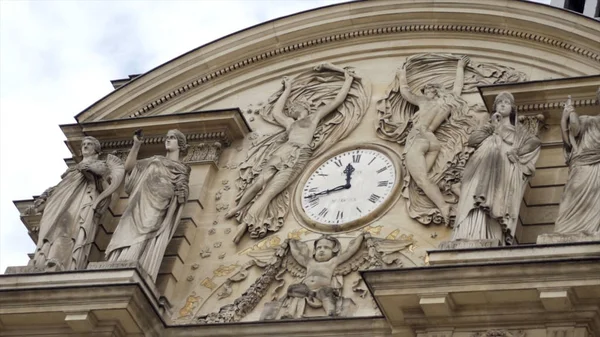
<box><xmin>1</xmin><ymin>1</ymin><xmax>600</xmax><ymax>336</ymax></box>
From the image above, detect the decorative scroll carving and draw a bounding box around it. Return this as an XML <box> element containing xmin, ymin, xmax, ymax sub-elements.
<box><xmin>553</xmin><ymin>92</ymin><xmax>600</xmax><ymax>236</ymax></box>
<box><xmin>518</xmin><ymin>114</ymin><xmax>546</xmax><ymax>136</ymax></box>
<box><xmin>449</xmin><ymin>92</ymin><xmax>541</xmax><ymax>246</ymax></box>
<box><xmin>183</xmin><ymin>142</ymin><xmax>223</xmax><ymax>164</ymax></box>
<box><xmin>103</xmin><ymin>129</ymin><xmax>191</xmax><ymax>282</ymax></box>
<box><xmin>376</xmin><ymin>53</ymin><xmax>527</xmax><ymax>225</ymax></box>
<box><xmin>23</xmin><ymin>137</ymin><xmax>125</xmax><ymax>272</ymax></box>
<box><xmin>196</xmin><ymin>233</ymin><xmax>412</xmax><ymax>323</ymax></box>
<box><xmin>225</xmin><ymin>63</ymin><xmax>371</xmax><ymax>243</ymax></box>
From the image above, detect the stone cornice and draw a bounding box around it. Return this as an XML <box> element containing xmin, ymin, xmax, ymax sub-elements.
<box><xmin>75</xmin><ymin>0</ymin><xmax>600</xmax><ymax>123</ymax></box>
<box><xmin>479</xmin><ymin>75</ymin><xmax>600</xmax><ymax>119</ymax></box>
<box><xmin>61</xmin><ymin>108</ymin><xmax>250</xmax><ymax>160</ymax></box>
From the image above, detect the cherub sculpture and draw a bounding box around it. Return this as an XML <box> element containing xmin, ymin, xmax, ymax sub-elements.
<box><xmin>280</xmin><ymin>234</ymin><xmax>364</xmax><ymax>317</ymax></box>
<box><xmin>196</xmin><ymin>233</ymin><xmax>414</xmax><ymax>323</ymax></box>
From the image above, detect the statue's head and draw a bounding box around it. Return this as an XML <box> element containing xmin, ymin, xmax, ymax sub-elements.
<box><xmin>421</xmin><ymin>83</ymin><xmax>442</xmax><ymax>99</ymax></box>
<box><xmin>313</xmin><ymin>235</ymin><xmax>341</xmax><ymax>262</ymax></box>
<box><xmin>493</xmin><ymin>91</ymin><xmax>517</xmax><ymax>125</ymax></box>
<box><xmin>81</xmin><ymin>136</ymin><xmax>101</xmax><ymax>157</ymax></box>
<box><xmin>165</xmin><ymin>129</ymin><xmax>188</xmax><ymax>154</ymax></box>
<box><xmin>286</xmin><ymin>98</ymin><xmax>313</xmax><ymax>120</ymax></box>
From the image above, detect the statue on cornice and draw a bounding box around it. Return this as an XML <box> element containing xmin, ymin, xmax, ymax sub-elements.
<box><xmin>106</xmin><ymin>129</ymin><xmax>190</xmax><ymax>281</ymax></box>
<box><xmin>29</xmin><ymin>136</ymin><xmax>124</xmax><ymax>271</ymax></box>
<box><xmin>225</xmin><ymin>63</ymin><xmax>370</xmax><ymax>243</ymax></box>
<box><xmin>377</xmin><ymin>53</ymin><xmax>527</xmax><ymax>226</ymax></box>
<box><xmin>451</xmin><ymin>92</ymin><xmax>541</xmax><ymax>246</ymax></box>
<box><xmin>553</xmin><ymin>91</ymin><xmax>600</xmax><ymax>236</ymax></box>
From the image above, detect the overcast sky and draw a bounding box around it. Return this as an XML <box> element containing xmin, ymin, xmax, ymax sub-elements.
<box><xmin>0</xmin><ymin>0</ymin><xmax>551</xmax><ymax>272</ymax></box>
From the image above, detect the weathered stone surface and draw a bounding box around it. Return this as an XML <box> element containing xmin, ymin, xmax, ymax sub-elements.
<box><xmin>537</xmin><ymin>232</ymin><xmax>600</xmax><ymax>244</ymax></box>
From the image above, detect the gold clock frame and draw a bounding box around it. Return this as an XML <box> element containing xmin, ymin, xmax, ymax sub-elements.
<box><xmin>291</xmin><ymin>142</ymin><xmax>402</xmax><ymax>233</ymax></box>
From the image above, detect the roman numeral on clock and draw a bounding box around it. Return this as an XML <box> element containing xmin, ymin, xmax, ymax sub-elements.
<box><xmin>308</xmin><ymin>197</ymin><xmax>319</xmax><ymax>208</ymax></box>
<box><xmin>336</xmin><ymin>211</ymin><xmax>344</xmax><ymax>220</ymax></box>
<box><xmin>368</xmin><ymin>194</ymin><xmax>381</xmax><ymax>203</ymax></box>
<box><xmin>376</xmin><ymin>166</ymin><xmax>388</xmax><ymax>174</ymax></box>
<box><xmin>318</xmin><ymin>208</ymin><xmax>329</xmax><ymax>217</ymax></box>
<box><xmin>334</xmin><ymin>158</ymin><xmax>343</xmax><ymax>167</ymax></box>
<box><xmin>352</xmin><ymin>154</ymin><xmax>361</xmax><ymax>163</ymax></box>
<box><xmin>377</xmin><ymin>180</ymin><xmax>389</xmax><ymax>187</ymax></box>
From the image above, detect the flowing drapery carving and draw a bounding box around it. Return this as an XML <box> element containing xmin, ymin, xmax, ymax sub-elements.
<box><xmin>225</xmin><ymin>63</ymin><xmax>370</xmax><ymax>243</ymax></box>
<box><xmin>376</xmin><ymin>53</ymin><xmax>527</xmax><ymax>225</ymax></box>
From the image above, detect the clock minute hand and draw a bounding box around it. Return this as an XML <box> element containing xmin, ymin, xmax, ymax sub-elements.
<box><xmin>304</xmin><ymin>183</ymin><xmax>350</xmax><ymax>199</ymax></box>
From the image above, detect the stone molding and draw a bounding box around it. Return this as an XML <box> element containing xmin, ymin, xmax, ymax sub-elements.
<box><xmin>74</xmin><ymin>1</ymin><xmax>600</xmax><ymax>122</ymax></box>
<box><xmin>125</xmin><ymin>24</ymin><xmax>600</xmax><ymax>120</ymax></box>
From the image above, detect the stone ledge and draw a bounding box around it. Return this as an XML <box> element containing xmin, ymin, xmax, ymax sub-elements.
<box><xmin>427</xmin><ymin>241</ymin><xmax>600</xmax><ymax>266</ymax></box>
<box><xmin>362</xmin><ymin>255</ymin><xmax>600</xmax><ymax>336</ymax></box>
<box><xmin>537</xmin><ymin>232</ymin><xmax>600</xmax><ymax>244</ymax></box>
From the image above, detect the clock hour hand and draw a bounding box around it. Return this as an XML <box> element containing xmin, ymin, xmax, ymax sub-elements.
<box><xmin>343</xmin><ymin>163</ymin><xmax>355</xmax><ymax>185</ymax></box>
<box><xmin>304</xmin><ymin>183</ymin><xmax>349</xmax><ymax>199</ymax></box>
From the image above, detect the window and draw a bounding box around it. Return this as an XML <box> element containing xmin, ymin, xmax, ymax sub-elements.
<box><xmin>565</xmin><ymin>0</ymin><xmax>586</xmax><ymax>13</ymax></box>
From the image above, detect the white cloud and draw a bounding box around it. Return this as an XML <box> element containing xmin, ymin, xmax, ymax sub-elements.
<box><xmin>0</xmin><ymin>0</ymin><xmax>556</xmax><ymax>272</ymax></box>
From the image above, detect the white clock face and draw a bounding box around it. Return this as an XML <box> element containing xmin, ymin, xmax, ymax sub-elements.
<box><xmin>300</xmin><ymin>148</ymin><xmax>397</xmax><ymax>226</ymax></box>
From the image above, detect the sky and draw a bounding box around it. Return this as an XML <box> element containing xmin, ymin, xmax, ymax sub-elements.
<box><xmin>0</xmin><ymin>0</ymin><xmax>552</xmax><ymax>272</ymax></box>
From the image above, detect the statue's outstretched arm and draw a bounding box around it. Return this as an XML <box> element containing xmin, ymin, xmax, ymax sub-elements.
<box><xmin>272</xmin><ymin>77</ymin><xmax>294</xmax><ymax>130</ymax></box>
<box><xmin>289</xmin><ymin>240</ymin><xmax>308</xmax><ymax>268</ymax></box>
<box><xmin>453</xmin><ymin>56</ymin><xmax>470</xmax><ymax>96</ymax></box>
<box><xmin>314</xmin><ymin>70</ymin><xmax>355</xmax><ymax>121</ymax></box>
<box><xmin>124</xmin><ymin>130</ymin><xmax>143</xmax><ymax>172</ymax></box>
<box><xmin>398</xmin><ymin>68</ymin><xmax>423</xmax><ymax>106</ymax></box>
<box><xmin>336</xmin><ymin>233</ymin><xmax>365</xmax><ymax>263</ymax></box>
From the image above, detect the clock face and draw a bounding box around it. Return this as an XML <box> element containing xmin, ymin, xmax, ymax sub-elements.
<box><xmin>300</xmin><ymin>148</ymin><xmax>397</xmax><ymax>227</ymax></box>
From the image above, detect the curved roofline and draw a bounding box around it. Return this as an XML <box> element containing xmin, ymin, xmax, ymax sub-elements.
<box><xmin>75</xmin><ymin>0</ymin><xmax>600</xmax><ymax>122</ymax></box>
<box><xmin>75</xmin><ymin>0</ymin><xmax>358</xmax><ymax>120</ymax></box>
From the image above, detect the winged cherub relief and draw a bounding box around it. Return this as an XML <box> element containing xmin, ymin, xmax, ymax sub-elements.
<box><xmin>376</xmin><ymin>53</ymin><xmax>527</xmax><ymax>226</ymax></box>
<box><xmin>196</xmin><ymin>233</ymin><xmax>413</xmax><ymax>323</ymax></box>
<box><xmin>225</xmin><ymin>63</ymin><xmax>370</xmax><ymax>243</ymax></box>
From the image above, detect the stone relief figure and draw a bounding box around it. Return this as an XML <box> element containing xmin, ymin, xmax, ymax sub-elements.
<box><xmin>451</xmin><ymin>92</ymin><xmax>541</xmax><ymax>246</ymax></box>
<box><xmin>106</xmin><ymin>129</ymin><xmax>191</xmax><ymax>281</ymax></box>
<box><xmin>29</xmin><ymin>137</ymin><xmax>124</xmax><ymax>271</ymax></box>
<box><xmin>553</xmin><ymin>92</ymin><xmax>600</xmax><ymax>235</ymax></box>
<box><xmin>197</xmin><ymin>233</ymin><xmax>413</xmax><ymax>323</ymax></box>
<box><xmin>274</xmin><ymin>234</ymin><xmax>365</xmax><ymax>318</ymax></box>
<box><xmin>377</xmin><ymin>53</ymin><xmax>527</xmax><ymax>225</ymax></box>
<box><xmin>225</xmin><ymin>63</ymin><xmax>370</xmax><ymax>243</ymax></box>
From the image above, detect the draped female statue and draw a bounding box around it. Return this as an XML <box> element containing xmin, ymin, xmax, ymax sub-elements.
<box><xmin>451</xmin><ymin>92</ymin><xmax>541</xmax><ymax>245</ymax></box>
<box><xmin>30</xmin><ymin>137</ymin><xmax>124</xmax><ymax>271</ymax></box>
<box><xmin>106</xmin><ymin>129</ymin><xmax>190</xmax><ymax>281</ymax></box>
<box><xmin>553</xmin><ymin>91</ymin><xmax>600</xmax><ymax>235</ymax></box>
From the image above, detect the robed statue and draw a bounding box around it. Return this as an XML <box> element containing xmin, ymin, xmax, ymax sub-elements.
<box><xmin>106</xmin><ymin>129</ymin><xmax>190</xmax><ymax>281</ymax></box>
<box><xmin>30</xmin><ymin>136</ymin><xmax>124</xmax><ymax>271</ymax></box>
<box><xmin>451</xmin><ymin>92</ymin><xmax>541</xmax><ymax>245</ymax></box>
<box><xmin>553</xmin><ymin>92</ymin><xmax>600</xmax><ymax>235</ymax></box>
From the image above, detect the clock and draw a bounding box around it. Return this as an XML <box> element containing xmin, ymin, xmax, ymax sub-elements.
<box><xmin>292</xmin><ymin>144</ymin><xmax>401</xmax><ymax>233</ymax></box>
